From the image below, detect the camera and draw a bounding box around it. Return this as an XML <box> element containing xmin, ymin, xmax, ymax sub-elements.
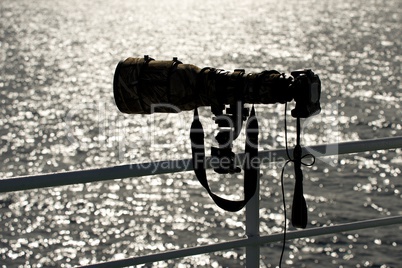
<box><xmin>113</xmin><ymin>56</ymin><xmax>322</xmax><ymax>213</ymax></box>
<box><xmin>113</xmin><ymin>56</ymin><xmax>321</xmax><ymax>118</ymax></box>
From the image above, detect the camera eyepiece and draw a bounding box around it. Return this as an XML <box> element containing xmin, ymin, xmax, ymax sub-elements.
<box><xmin>290</xmin><ymin>69</ymin><xmax>321</xmax><ymax>118</ymax></box>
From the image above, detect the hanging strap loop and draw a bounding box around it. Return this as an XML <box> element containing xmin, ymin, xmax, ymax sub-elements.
<box><xmin>190</xmin><ymin>106</ymin><xmax>259</xmax><ymax>212</ymax></box>
<box><xmin>291</xmin><ymin>117</ymin><xmax>308</xmax><ymax>228</ymax></box>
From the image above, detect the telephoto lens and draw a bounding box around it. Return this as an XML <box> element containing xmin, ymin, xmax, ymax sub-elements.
<box><xmin>113</xmin><ymin>56</ymin><xmax>300</xmax><ymax>115</ymax></box>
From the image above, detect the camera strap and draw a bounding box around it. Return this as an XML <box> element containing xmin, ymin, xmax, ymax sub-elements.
<box><xmin>291</xmin><ymin>117</ymin><xmax>308</xmax><ymax>228</ymax></box>
<box><xmin>190</xmin><ymin>106</ymin><xmax>259</xmax><ymax>212</ymax></box>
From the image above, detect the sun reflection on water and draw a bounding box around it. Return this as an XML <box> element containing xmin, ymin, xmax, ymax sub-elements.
<box><xmin>1</xmin><ymin>0</ymin><xmax>402</xmax><ymax>266</ymax></box>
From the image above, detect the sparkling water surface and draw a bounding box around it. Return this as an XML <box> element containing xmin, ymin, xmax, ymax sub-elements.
<box><xmin>0</xmin><ymin>0</ymin><xmax>401</xmax><ymax>267</ymax></box>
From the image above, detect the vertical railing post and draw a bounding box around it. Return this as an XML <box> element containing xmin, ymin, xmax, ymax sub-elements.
<box><xmin>245</xmin><ymin>171</ymin><xmax>260</xmax><ymax>267</ymax></box>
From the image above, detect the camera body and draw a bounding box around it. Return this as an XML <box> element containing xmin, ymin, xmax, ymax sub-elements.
<box><xmin>291</xmin><ymin>69</ymin><xmax>321</xmax><ymax>118</ymax></box>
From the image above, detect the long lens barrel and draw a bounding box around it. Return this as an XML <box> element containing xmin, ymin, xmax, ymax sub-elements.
<box><xmin>113</xmin><ymin>56</ymin><xmax>306</xmax><ymax>115</ymax></box>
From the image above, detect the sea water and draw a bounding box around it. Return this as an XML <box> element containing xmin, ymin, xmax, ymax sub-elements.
<box><xmin>0</xmin><ymin>0</ymin><xmax>401</xmax><ymax>267</ymax></box>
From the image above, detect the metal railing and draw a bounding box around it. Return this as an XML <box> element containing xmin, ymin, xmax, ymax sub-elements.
<box><xmin>1</xmin><ymin>136</ymin><xmax>402</xmax><ymax>267</ymax></box>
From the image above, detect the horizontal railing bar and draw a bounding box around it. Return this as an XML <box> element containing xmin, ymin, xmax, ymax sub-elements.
<box><xmin>1</xmin><ymin>136</ymin><xmax>401</xmax><ymax>193</ymax></box>
<box><xmin>79</xmin><ymin>215</ymin><xmax>402</xmax><ymax>268</ymax></box>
